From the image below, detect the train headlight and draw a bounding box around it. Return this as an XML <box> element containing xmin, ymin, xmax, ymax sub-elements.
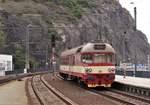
<box><xmin>85</xmin><ymin>68</ymin><xmax>92</xmax><ymax>73</ymax></box>
<box><xmin>108</xmin><ymin>68</ymin><xmax>115</xmax><ymax>73</ymax></box>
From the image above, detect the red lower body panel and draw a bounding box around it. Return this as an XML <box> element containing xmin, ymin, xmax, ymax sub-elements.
<box><xmin>60</xmin><ymin>70</ymin><xmax>115</xmax><ymax>87</ymax></box>
<box><xmin>84</xmin><ymin>73</ymin><xmax>115</xmax><ymax>87</ymax></box>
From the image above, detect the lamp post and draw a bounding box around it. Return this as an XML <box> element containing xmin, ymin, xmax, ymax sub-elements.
<box><xmin>130</xmin><ymin>2</ymin><xmax>137</xmax><ymax>31</ymax></box>
<box><xmin>134</xmin><ymin>7</ymin><xmax>137</xmax><ymax>31</ymax></box>
<box><xmin>130</xmin><ymin>2</ymin><xmax>137</xmax><ymax>76</ymax></box>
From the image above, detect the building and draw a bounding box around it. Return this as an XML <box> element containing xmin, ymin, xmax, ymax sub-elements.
<box><xmin>0</xmin><ymin>54</ymin><xmax>13</xmax><ymax>76</ymax></box>
<box><xmin>119</xmin><ymin>63</ymin><xmax>147</xmax><ymax>71</ymax></box>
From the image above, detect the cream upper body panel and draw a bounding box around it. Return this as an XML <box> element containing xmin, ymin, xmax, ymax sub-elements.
<box><xmin>81</xmin><ymin>43</ymin><xmax>115</xmax><ymax>53</ymax></box>
<box><xmin>61</xmin><ymin>42</ymin><xmax>115</xmax><ymax>56</ymax></box>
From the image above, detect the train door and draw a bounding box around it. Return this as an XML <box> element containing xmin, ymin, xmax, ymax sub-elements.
<box><xmin>68</xmin><ymin>55</ymin><xmax>71</xmax><ymax>73</ymax></box>
<box><xmin>69</xmin><ymin>55</ymin><xmax>75</xmax><ymax>73</ymax></box>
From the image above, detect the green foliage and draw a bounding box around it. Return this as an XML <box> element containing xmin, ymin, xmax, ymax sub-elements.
<box><xmin>72</xmin><ymin>4</ymin><xmax>82</xmax><ymax>18</ymax></box>
<box><xmin>48</xmin><ymin>30</ymin><xmax>60</xmax><ymax>41</ymax></box>
<box><xmin>0</xmin><ymin>30</ymin><xmax>5</xmax><ymax>47</ymax></box>
<box><xmin>13</xmin><ymin>44</ymin><xmax>40</xmax><ymax>70</ymax></box>
<box><xmin>13</xmin><ymin>44</ymin><xmax>25</xmax><ymax>69</ymax></box>
<box><xmin>48</xmin><ymin>0</ymin><xmax>96</xmax><ymax>18</ymax></box>
<box><xmin>77</xmin><ymin>0</ymin><xmax>96</xmax><ymax>8</ymax></box>
<box><xmin>30</xmin><ymin>58</ymin><xmax>39</xmax><ymax>69</ymax></box>
<box><xmin>48</xmin><ymin>30</ymin><xmax>57</xmax><ymax>39</ymax></box>
<box><xmin>60</xmin><ymin>0</ymin><xmax>82</xmax><ymax>18</ymax></box>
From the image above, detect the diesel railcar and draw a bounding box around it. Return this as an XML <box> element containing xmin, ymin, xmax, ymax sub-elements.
<box><xmin>59</xmin><ymin>41</ymin><xmax>116</xmax><ymax>88</ymax></box>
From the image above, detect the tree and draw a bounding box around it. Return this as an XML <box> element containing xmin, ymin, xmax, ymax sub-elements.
<box><xmin>0</xmin><ymin>30</ymin><xmax>5</xmax><ymax>47</ymax></box>
<box><xmin>13</xmin><ymin>44</ymin><xmax>25</xmax><ymax>69</ymax></box>
<box><xmin>48</xmin><ymin>30</ymin><xmax>58</xmax><ymax>47</ymax></box>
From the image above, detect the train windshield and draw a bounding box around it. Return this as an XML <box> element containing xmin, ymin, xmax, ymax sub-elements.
<box><xmin>82</xmin><ymin>54</ymin><xmax>113</xmax><ymax>63</ymax></box>
<box><xmin>82</xmin><ymin>54</ymin><xmax>93</xmax><ymax>63</ymax></box>
<box><xmin>93</xmin><ymin>54</ymin><xmax>113</xmax><ymax>63</ymax></box>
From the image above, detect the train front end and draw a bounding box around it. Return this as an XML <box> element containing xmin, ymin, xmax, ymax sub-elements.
<box><xmin>81</xmin><ymin>43</ymin><xmax>116</xmax><ymax>88</ymax></box>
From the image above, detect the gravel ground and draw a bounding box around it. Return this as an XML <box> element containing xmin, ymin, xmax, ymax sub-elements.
<box><xmin>44</xmin><ymin>74</ymin><xmax>120</xmax><ymax>105</ymax></box>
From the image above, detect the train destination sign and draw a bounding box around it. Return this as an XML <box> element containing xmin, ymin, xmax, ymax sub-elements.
<box><xmin>94</xmin><ymin>44</ymin><xmax>106</xmax><ymax>50</ymax></box>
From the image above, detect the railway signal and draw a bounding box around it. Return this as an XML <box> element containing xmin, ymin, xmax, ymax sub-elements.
<box><xmin>48</xmin><ymin>30</ymin><xmax>57</xmax><ymax>78</ymax></box>
<box><xmin>51</xmin><ymin>34</ymin><xmax>56</xmax><ymax>47</ymax></box>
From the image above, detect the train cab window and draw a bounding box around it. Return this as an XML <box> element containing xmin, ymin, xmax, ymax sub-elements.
<box><xmin>82</xmin><ymin>54</ymin><xmax>93</xmax><ymax>63</ymax></box>
<box><xmin>94</xmin><ymin>54</ymin><xmax>106</xmax><ymax>63</ymax></box>
<box><xmin>93</xmin><ymin>54</ymin><xmax>113</xmax><ymax>63</ymax></box>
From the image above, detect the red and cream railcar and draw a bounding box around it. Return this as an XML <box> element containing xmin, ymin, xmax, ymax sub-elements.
<box><xmin>59</xmin><ymin>42</ymin><xmax>116</xmax><ymax>88</ymax></box>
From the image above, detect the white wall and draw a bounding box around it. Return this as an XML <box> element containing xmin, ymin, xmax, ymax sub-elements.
<box><xmin>0</xmin><ymin>71</ymin><xmax>5</xmax><ymax>76</ymax></box>
<box><xmin>0</xmin><ymin>54</ymin><xmax>13</xmax><ymax>76</ymax></box>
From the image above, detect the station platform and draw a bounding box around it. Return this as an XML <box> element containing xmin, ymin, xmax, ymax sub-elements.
<box><xmin>115</xmin><ymin>75</ymin><xmax>150</xmax><ymax>89</ymax></box>
<box><xmin>0</xmin><ymin>78</ymin><xmax>28</xmax><ymax>105</ymax></box>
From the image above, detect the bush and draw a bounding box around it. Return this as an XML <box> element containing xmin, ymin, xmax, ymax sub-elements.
<box><xmin>60</xmin><ymin>0</ymin><xmax>82</xmax><ymax>18</ymax></box>
<box><xmin>0</xmin><ymin>30</ymin><xmax>5</xmax><ymax>47</ymax></box>
<box><xmin>77</xmin><ymin>0</ymin><xmax>96</xmax><ymax>8</ymax></box>
<box><xmin>72</xmin><ymin>5</ymin><xmax>82</xmax><ymax>18</ymax></box>
<box><xmin>30</xmin><ymin>58</ymin><xmax>40</xmax><ymax>69</ymax></box>
<box><xmin>13</xmin><ymin>44</ymin><xmax>25</xmax><ymax>69</ymax></box>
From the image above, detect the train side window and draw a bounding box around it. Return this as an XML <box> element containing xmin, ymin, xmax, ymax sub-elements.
<box><xmin>61</xmin><ymin>57</ymin><xmax>66</xmax><ymax>65</ymax></box>
<box><xmin>73</xmin><ymin>56</ymin><xmax>75</xmax><ymax>65</ymax></box>
<box><xmin>107</xmin><ymin>55</ymin><xmax>113</xmax><ymax>63</ymax></box>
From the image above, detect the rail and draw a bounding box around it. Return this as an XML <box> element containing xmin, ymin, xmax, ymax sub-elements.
<box><xmin>30</xmin><ymin>74</ymin><xmax>78</xmax><ymax>105</ymax></box>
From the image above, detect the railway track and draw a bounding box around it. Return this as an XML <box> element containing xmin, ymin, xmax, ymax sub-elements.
<box><xmin>56</xmin><ymin>73</ymin><xmax>150</xmax><ymax>105</ymax></box>
<box><xmin>0</xmin><ymin>72</ymin><xmax>48</xmax><ymax>86</ymax></box>
<box><xmin>90</xmin><ymin>89</ymin><xmax>150</xmax><ymax>105</ymax></box>
<box><xmin>30</xmin><ymin>74</ymin><xmax>78</xmax><ymax>105</ymax></box>
<box><xmin>108</xmin><ymin>89</ymin><xmax>150</xmax><ymax>104</ymax></box>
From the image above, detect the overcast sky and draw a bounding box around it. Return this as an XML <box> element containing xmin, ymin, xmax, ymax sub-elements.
<box><xmin>119</xmin><ymin>0</ymin><xmax>150</xmax><ymax>43</ymax></box>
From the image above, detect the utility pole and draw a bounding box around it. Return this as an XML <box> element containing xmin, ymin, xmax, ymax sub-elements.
<box><xmin>100</xmin><ymin>14</ymin><xmax>103</xmax><ymax>41</ymax></box>
<box><xmin>45</xmin><ymin>43</ymin><xmax>48</xmax><ymax>71</ymax></box>
<box><xmin>98</xmin><ymin>14</ymin><xmax>102</xmax><ymax>40</ymax></box>
<box><xmin>122</xmin><ymin>31</ymin><xmax>126</xmax><ymax>62</ymax></box>
<box><xmin>25</xmin><ymin>24</ymin><xmax>32</xmax><ymax>73</ymax></box>
<box><xmin>95</xmin><ymin>13</ymin><xmax>103</xmax><ymax>41</ymax></box>
<box><xmin>122</xmin><ymin>31</ymin><xmax>126</xmax><ymax>78</ymax></box>
<box><xmin>51</xmin><ymin>33</ymin><xmax>56</xmax><ymax>77</ymax></box>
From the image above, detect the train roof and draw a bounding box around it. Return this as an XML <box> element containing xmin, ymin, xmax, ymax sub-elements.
<box><xmin>61</xmin><ymin>42</ymin><xmax>115</xmax><ymax>56</ymax></box>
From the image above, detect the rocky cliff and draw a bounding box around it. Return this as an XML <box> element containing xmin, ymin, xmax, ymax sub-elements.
<box><xmin>0</xmin><ymin>0</ymin><xmax>149</xmax><ymax>69</ymax></box>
